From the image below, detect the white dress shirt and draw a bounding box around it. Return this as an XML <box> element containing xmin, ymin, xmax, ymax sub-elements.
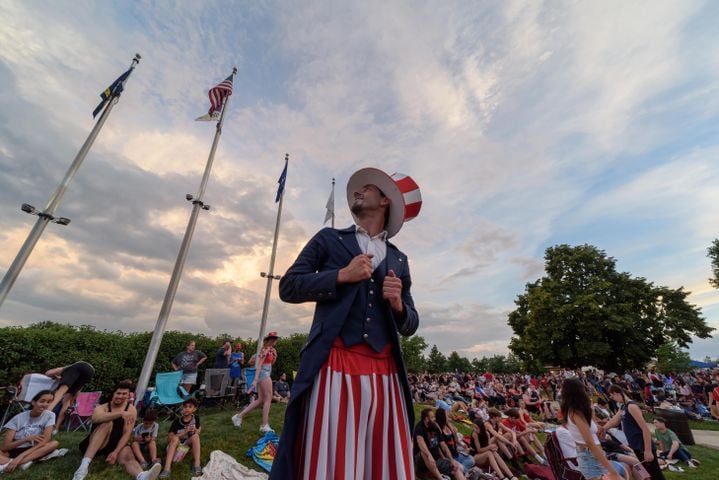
<box><xmin>355</xmin><ymin>225</ymin><xmax>387</xmax><ymax>271</ymax></box>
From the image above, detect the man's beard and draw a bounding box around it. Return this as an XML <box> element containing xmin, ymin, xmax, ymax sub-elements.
<box><xmin>350</xmin><ymin>201</ymin><xmax>363</xmax><ymax>215</ymax></box>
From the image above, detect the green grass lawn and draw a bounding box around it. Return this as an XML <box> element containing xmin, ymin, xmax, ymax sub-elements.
<box><xmin>6</xmin><ymin>403</ymin><xmax>719</xmax><ymax>479</ymax></box>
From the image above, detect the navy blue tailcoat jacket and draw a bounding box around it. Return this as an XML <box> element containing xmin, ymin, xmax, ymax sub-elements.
<box><xmin>268</xmin><ymin>226</ymin><xmax>419</xmax><ymax>479</ymax></box>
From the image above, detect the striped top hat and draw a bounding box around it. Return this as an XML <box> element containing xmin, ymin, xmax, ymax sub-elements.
<box><xmin>346</xmin><ymin>167</ymin><xmax>422</xmax><ymax>238</ymax></box>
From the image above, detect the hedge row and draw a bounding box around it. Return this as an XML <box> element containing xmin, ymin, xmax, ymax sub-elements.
<box><xmin>0</xmin><ymin>322</ymin><xmax>308</xmax><ymax>404</ymax></box>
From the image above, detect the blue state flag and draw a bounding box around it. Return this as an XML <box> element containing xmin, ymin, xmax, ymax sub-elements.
<box><xmin>93</xmin><ymin>67</ymin><xmax>133</xmax><ymax>118</ymax></box>
<box><xmin>275</xmin><ymin>159</ymin><xmax>288</xmax><ymax>202</ymax></box>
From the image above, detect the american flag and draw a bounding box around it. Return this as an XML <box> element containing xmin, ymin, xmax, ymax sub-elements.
<box><xmin>207</xmin><ymin>74</ymin><xmax>234</xmax><ymax>116</ymax></box>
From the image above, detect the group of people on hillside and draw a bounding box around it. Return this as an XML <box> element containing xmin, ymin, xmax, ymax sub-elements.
<box><xmin>409</xmin><ymin>368</ymin><xmax>718</xmax><ymax>480</ymax></box>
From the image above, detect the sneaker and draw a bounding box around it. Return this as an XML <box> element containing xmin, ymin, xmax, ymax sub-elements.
<box><xmin>73</xmin><ymin>465</ymin><xmax>89</xmax><ymax>480</ymax></box>
<box><xmin>259</xmin><ymin>424</ymin><xmax>274</xmax><ymax>433</ymax></box>
<box><xmin>40</xmin><ymin>449</ymin><xmax>62</xmax><ymax>461</ymax></box>
<box><xmin>159</xmin><ymin>470</ymin><xmax>171</xmax><ymax>478</ymax></box>
<box><xmin>137</xmin><ymin>463</ymin><xmax>162</xmax><ymax>480</ymax></box>
<box><xmin>19</xmin><ymin>461</ymin><xmax>33</xmax><ymax>471</ymax></box>
<box><xmin>231</xmin><ymin>413</ymin><xmax>242</xmax><ymax>427</ymax></box>
<box><xmin>687</xmin><ymin>460</ymin><xmax>697</xmax><ymax>469</ymax></box>
<box><xmin>191</xmin><ymin>465</ymin><xmax>203</xmax><ymax>476</ymax></box>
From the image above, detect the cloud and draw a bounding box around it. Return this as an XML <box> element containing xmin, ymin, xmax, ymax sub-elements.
<box><xmin>1</xmin><ymin>0</ymin><xmax>719</xmax><ymax>364</ymax></box>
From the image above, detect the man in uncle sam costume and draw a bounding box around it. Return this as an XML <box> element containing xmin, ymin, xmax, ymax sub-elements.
<box><xmin>269</xmin><ymin>167</ymin><xmax>422</xmax><ymax>480</ymax></box>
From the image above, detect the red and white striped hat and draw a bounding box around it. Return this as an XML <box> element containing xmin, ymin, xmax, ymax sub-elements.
<box><xmin>346</xmin><ymin>167</ymin><xmax>422</xmax><ymax>238</ymax></box>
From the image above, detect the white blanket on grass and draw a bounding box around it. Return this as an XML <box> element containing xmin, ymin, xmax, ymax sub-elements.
<box><xmin>197</xmin><ymin>450</ymin><xmax>268</xmax><ymax>480</ymax></box>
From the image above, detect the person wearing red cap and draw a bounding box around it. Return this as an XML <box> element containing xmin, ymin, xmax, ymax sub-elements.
<box><xmin>231</xmin><ymin>332</ymin><xmax>279</xmax><ymax>433</ymax></box>
<box><xmin>270</xmin><ymin>167</ymin><xmax>422</xmax><ymax>480</ymax></box>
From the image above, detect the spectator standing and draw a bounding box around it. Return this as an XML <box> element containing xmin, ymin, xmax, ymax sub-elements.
<box><xmin>0</xmin><ymin>390</ymin><xmax>60</xmax><ymax>474</ymax></box>
<box><xmin>653</xmin><ymin>417</ymin><xmax>699</xmax><ymax>468</ymax></box>
<box><xmin>231</xmin><ymin>332</ymin><xmax>279</xmax><ymax>433</ymax></box>
<box><xmin>172</xmin><ymin>340</ymin><xmax>207</xmax><ymax>394</ymax></box>
<box><xmin>561</xmin><ymin>377</ymin><xmax>621</xmax><ymax>480</ymax></box>
<box><xmin>213</xmin><ymin>340</ymin><xmax>232</xmax><ymax>369</ymax></box>
<box><xmin>605</xmin><ymin>384</ymin><xmax>665</xmax><ymax>479</ymax></box>
<box><xmin>229</xmin><ymin>342</ymin><xmax>245</xmax><ymax>394</ymax></box>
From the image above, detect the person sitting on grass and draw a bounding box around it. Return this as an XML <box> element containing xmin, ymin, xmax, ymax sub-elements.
<box><xmin>272</xmin><ymin>372</ymin><xmax>290</xmax><ymax>403</ymax></box>
<box><xmin>469</xmin><ymin>417</ymin><xmax>517</xmax><ymax>480</ymax></box>
<box><xmin>72</xmin><ymin>380</ymin><xmax>161</xmax><ymax>480</ymax></box>
<box><xmin>130</xmin><ymin>408</ymin><xmax>161</xmax><ymax>470</ymax></box>
<box><xmin>160</xmin><ymin>397</ymin><xmax>202</xmax><ymax>478</ymax></box>
<box><xmin>413</xmin><ymin>408</ymin><xmax>466</xmax><ymax>480</ymax></box>
<box><xmin>653</xmin><ymin>417</ymin><xmax>700</xmax><ymax>469</ymax></box>
<box><xmin>0</xmin><ymin>390</ymin><xmax>61</xmax><ymax>474</ymax></box>
<box><xmin>501</xmin><ymin>408</ymin><xmax>547</xmax><ymax>465</ymax></box>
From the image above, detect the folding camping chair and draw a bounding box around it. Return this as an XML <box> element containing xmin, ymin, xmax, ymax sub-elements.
<box><xmin>233</xmin><ymin>367</ymin><xmax>256</xmax><ymax>408</ymax></box>
<box><xmin>544</xmin><ymin>431</ymin><xmax>585</xmax><ymax>480</ymax></box>
<box><xmin>64</xmin><ymin>391</ymin><xmax>102</xmax><ymax>432</ymax></box>
<box><xmin>203</xmin><ymin>369</ymin><xmax>232</xmax><ymax>408</ymax></box>
<box><xmin>146</xmin><ymin>371</ymin><xmax>189</xmax><ymax>421</ymax></box>
<box><xmin>1</xmin><ymin>373</ymin><xmax>56</xmax><ymax>428</ymax></box>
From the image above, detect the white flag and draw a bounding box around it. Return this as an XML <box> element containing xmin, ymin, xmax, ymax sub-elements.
<box><xmin>323</xmin><ymin>189</ymin><xmax>334</xmax><ymax>224</ymax></box>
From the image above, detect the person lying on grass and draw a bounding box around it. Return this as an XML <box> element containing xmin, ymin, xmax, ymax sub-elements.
<box><xmin>0</xmin><ymin>390</ymin><xmax>60</xmax><ymax>474</ymax></box>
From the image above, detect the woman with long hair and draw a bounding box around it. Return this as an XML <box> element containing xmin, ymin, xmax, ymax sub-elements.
<box><xmin>469</xmin><ymin>417</ymin><xmax>517</xmax><ymax>480</ymax></box>
<box><xmin>560</xmin><ymin>378</ymin><xmax>621</xmax><ymax>480</ymax></box>
<box><xmin>0</xmin><ymin>390</ymin><xmax>60</xmax><ymax>474</ymax></box>
<box><xmin>605</xmin><ymin>384</ymin><xmax>665</xmax><ymax>480</ymax></box>
<box><xmin>232</xmin><ymin>332</ymin><xmax>279</xmax><ymax>433</ymax></box>
<box><xmin>435</xmin><ymin>408</ymin><xmax>476</xmax><ymax>476</ymax></box>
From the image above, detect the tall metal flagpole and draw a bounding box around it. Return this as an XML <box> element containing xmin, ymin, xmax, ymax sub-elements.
<box><xmin>330</xmin><ymin>177</ymin><xmax>335</xmax><ymax>228</ymax></box>
<box><xmin>254</xmin><ymin>154</ymin><xmax>288</xmax><ymax>364</ymax></box>
<box><xmin>135</xmin><ymin>68</ymin><xmax>237</xmax><ymax>404</ymax></box>
<box><xmin>0</xmin><ymin>54</ymin><xmax>141</xmax><ymax>309</ymax></box>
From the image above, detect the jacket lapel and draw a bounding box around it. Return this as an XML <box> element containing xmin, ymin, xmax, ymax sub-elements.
<box><xmin>336</xmin><ymin>226</ymin><xmax>362</xmax><ymax>257</ymax></box>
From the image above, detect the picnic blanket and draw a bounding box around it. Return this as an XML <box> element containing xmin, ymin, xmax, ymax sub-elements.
<box><xmin>197</xmin><ymin>450</ymin><xmax>268</xmax><ymax>480</ymax></box>
<box><xmin>246</xmin><ymin>431</ymin><xmax>279</xmax><ymax>473</ymax></box>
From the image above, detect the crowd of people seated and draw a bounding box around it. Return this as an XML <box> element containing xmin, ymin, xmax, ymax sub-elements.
<box><xmin>409</xmin><ymin>367</ymin><xmax>717</xmax><ymax>479</ymax></box>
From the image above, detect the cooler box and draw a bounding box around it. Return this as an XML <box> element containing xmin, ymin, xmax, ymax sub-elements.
<box><xmin>18</xmin><ymin>374</ymin><xmax>57</xmax><ymax>402</ymax></box>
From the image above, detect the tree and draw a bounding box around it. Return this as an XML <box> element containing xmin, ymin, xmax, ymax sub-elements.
<box><xmin>508</xmin><ymin>244</ymin><xmax>714</xmax><ymax>371</ymax></box>
<box><xmin>447</xmin><ymin>351</ymin><xmax>472</xmax><ymax>373</ymax></box>
<box><xmin>426</xmin><ymin>345</ymin><xmax>447</xmax><ymax>373</ymax></box>
<box><xmin>709</xmin><ymin>239</ymin><xmax>719</xmax><ymax>289</ymax></box>
<box><xmin>401</xmin><ymin>335</ymin><xmax>428</xmax><ymax>373</ymax></box>
<box><xmin>655</xmin><ymin>343</ymin><xmax>691</xmax><ymax>374</ymax></box>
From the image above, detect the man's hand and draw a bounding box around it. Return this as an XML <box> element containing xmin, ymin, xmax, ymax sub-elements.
<box><xmin>644</xmin><ymin>449</ymin><xmax>654</xmax><ymax>462</ymax></box>
<box><xmin>106</xmin><ymin>451</ymin><xmax>118</xmax><ymax>465</ymax></box>
<box><xmin>338</xmin><ymin>254</ymin><xmax>373</xmax><ymax>284</ymax></box>
<box><xmin>121</xmin><ymin>410</ymin><xmax>135</xmax><ymax>426</ymax></box>
<box><xmin>383</xmin><ymin>270</ymin><xmax>404</xmax><ymax>314</ymax></box>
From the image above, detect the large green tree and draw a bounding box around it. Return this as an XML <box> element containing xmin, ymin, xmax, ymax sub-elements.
<box><xmin>400</xmin><ymin>335</ymin><xmax>428</xmax><ymax>373</ymax></box>
<box><xmin>655</xmin><ymin>343</ymin><xmax>691</xmax><ymax>374</ymax></box>
<box><xmin>508</xmin><ymin>244</ymin><xmax>713</xmax><ymax>371</ymax></box>
<box><xmin>709</xmin><ymin>239</ymin><xmax>719</xmax><ymax>289</ymax></box>
<box><xmin>426</xmin><ymin>344</ymin><xmax>448</xmax><ymax>373</ymax></box>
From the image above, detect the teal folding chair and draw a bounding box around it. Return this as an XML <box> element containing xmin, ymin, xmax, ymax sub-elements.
<box><xmin>147</xmin><ymin>371</ymin><xmax>189</xmax><ymax>421</ymax></box>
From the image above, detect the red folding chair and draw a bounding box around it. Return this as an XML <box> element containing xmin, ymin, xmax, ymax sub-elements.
<box><xmin>65</xmin><ymin>391</ymin><xmax>102</xmax><ymax>432</ymax></box>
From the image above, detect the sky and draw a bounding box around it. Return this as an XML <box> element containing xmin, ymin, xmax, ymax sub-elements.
<box><xmin>1</xmin><ymin>0</ymin><xmax>718</xmax><ymax>362</ymax></box>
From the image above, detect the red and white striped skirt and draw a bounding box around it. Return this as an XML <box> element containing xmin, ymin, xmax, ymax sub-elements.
<box><xmin>296</xmin><ymin>337</ymin><xmax>414</xmax><ymax>480</ymax></box>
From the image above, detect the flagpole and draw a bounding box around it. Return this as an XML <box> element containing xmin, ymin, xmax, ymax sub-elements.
<box><xmin>331</xmin><ymin>177</ymin><xmax>335</xmax><ymax>228</ymax></box>
<box><xmin>0</xmin><ymin>54</ymin><xmax>141</xmax><ymax>309</ymax></box>
<box><xmin>135</xmin><ymin>67</ymin><xmax>237</xmax><ymax>404</ymax></box>
<box><xmin>255</xmin><ymin>154</ymin><xmax>288</xmax><ymax>364</ymax></box>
